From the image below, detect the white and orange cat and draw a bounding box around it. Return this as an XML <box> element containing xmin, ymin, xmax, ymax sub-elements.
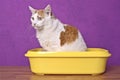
<box><xmin>29</xmin><ymin>5</ymin><xmax>87</xmax><ymax>51</ymax></box>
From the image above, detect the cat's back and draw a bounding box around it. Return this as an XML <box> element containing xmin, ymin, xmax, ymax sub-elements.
<box><xmin>59</xmin><ymin>24</ymin><xmax>87</xmax><ymax>51</ymax></box>
<box><xmin>59</xmin><ymin>25</ymin><xmax>79</xmax><ymax>46</ymax></box>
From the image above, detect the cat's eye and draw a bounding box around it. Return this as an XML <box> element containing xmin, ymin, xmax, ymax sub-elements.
<box><xmin>46</xmin><ymin>12</ymin><xmax>49</xmax><ymax>15</ymax></box>
<box><xmin>31</xmin><ymin>17</ymin><xmax>34</xmax><ymax>20</ymax></box>
<box><xmin>37</xmin><ymin>16</ymin><xmax>42</xmax><ymax>20</ymax></box>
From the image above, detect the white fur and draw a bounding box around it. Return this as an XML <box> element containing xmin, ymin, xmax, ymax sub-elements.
<box><xmin>29</xmin><ymin>5</ymin><xmax>87</xmax><ymax>52</ymax></box>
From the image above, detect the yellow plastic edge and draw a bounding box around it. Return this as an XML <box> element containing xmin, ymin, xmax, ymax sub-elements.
<box><xmin>25</xmin><ymin>48</ymin><xmax>111</xmax><ymax>58</ymax></box>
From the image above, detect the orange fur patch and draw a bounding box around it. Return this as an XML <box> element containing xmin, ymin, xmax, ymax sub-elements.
<box><xmin>36</xmin><ymin>9</ymin><xmax>55</xmax><ymax>19</ymax></box>
<box><xmin>37</xmin><ymin>10</ymin><xmax>44</xmax><ymax>17</ymax></box>
<box><xmin>60</xmin><ymin>25</ymin><xmax>78</xmax><ymax>46</ymax></box>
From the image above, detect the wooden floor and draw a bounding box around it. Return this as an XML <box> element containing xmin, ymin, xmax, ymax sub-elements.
<box><xmin>0</xmin><ymin>66</ymin><xmax>120</xmax><ymax>80</ymax></box>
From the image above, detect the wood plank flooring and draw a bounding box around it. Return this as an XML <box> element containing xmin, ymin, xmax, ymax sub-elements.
<box><xmin>0</xmin><ymin>66</ymin><xmax>120</xmax><ymax>80</ymax></box>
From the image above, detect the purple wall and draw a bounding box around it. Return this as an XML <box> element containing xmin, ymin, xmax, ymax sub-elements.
<box><xmin>0</xmin><ymin>0</ymin><xmax>120</xmax><ymax>66</ymax></box>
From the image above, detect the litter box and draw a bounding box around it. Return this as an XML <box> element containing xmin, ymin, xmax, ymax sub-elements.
<box><xmin>25</xmin><ymin>48</ymin><xmax>111</xmax><ymax>75</ymax></box>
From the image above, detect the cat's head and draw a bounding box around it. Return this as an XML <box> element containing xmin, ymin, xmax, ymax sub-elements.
<box><xmin>29</xmin><ymin>5</ymin><xmax>54</xmax><ymax>30</ymax></box>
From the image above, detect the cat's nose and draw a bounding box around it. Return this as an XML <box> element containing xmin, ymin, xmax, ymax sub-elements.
<box><xmin>34</xmin><ymin>23</ymin><xmax>36</xmax><ymax>26</ymax></box>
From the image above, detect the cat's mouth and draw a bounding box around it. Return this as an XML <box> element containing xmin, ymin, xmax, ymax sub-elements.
<box><xmin>33</xmin><ymin>26</ymin><xmax>43</xmax><ymax>30</ymax></box>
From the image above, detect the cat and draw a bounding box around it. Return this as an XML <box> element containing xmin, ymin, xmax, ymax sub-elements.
<box><xmin>29</xmin><ymin>4</ymin><xmax>87</xmax><ymax>52</ymax></box>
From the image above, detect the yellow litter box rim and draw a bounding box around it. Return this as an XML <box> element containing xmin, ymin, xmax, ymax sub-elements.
<box><xmin>25</xmin><ymin>48</ymin><xmax>111</xmax><ymax>58</ymax></box>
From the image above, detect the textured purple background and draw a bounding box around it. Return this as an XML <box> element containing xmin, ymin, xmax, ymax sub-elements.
<box><xmin>0</xmin><ymin>0</ymin><xmax>120</xmax><ymax>66</ymax></box>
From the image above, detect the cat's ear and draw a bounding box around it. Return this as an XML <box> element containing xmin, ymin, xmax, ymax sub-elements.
<box><xmin>29</xmin><ymin>6</ymin><xmax>36</xmax><ymax>14</ymax></box>
<box><xmin>44</xmin><ymin>4</ymin><xmax>52</xmax><ymax>16</ymax></box>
